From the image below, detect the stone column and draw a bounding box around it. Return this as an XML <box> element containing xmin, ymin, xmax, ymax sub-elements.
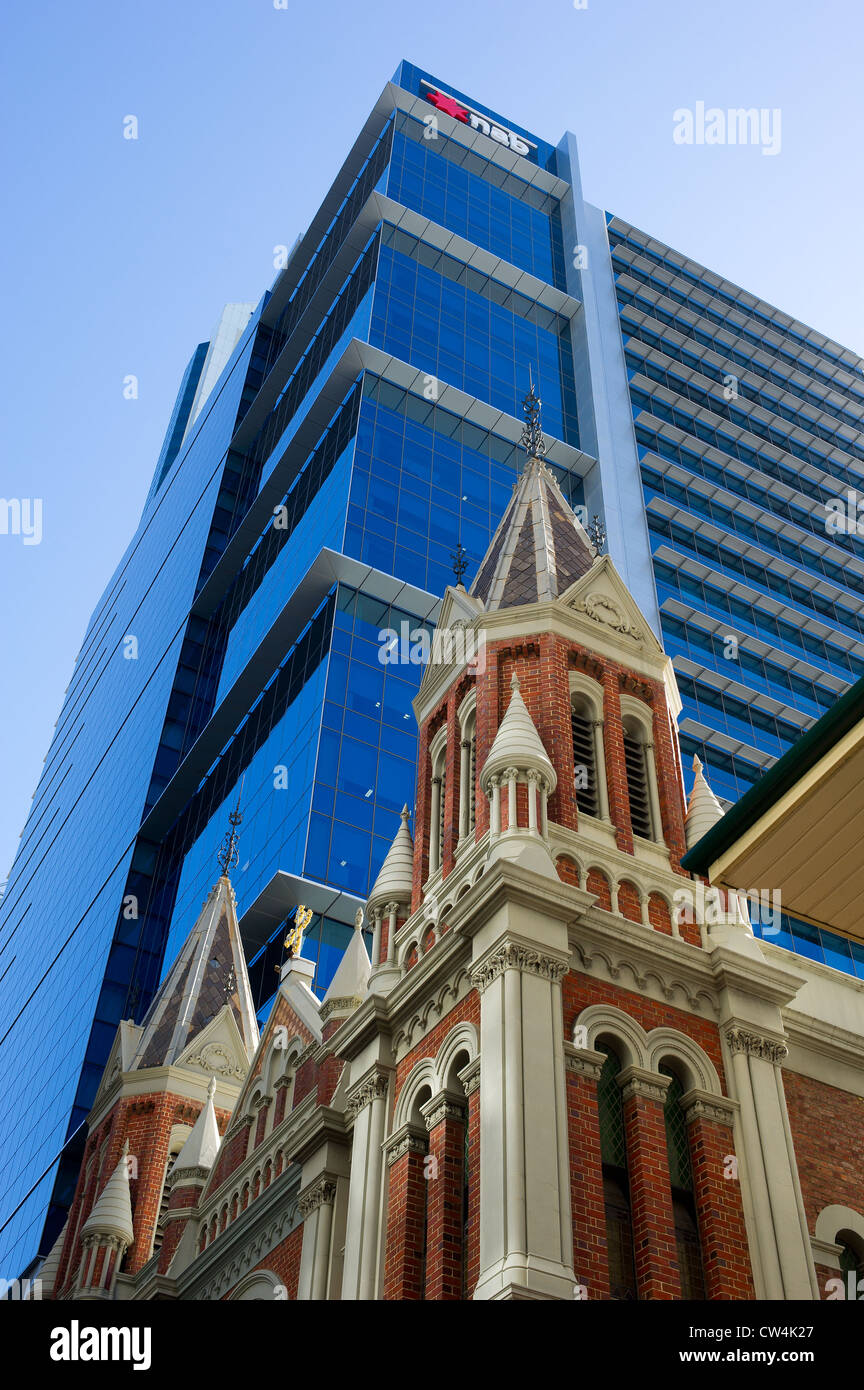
<box><xmin>297</xmin><ymin>1177</ymin><xmax>338</xmax><ymax>1300</ymax></box>
<box><xmin>458</xmin><ymin>1057</ymin><xmax>481</xmax><ymax>1298</ymax></box>
<box><xmin>724</xmin><ymin>1026</ymin><xmax>817</xmax><ymax>1299</ymax></box>
<box><xmin>527</xmin><ymin>769</ymin><xmax>539</xmax><ymax>831</ymax></box>
<box><xmin>472</xmin><ymin>942</ymin><xmax>575</xmax><ymax>1300</ymax></box>
<box><xmin>421</xmin><ymin>1090</ymin><xmax>467</xmax><ymax>1300</ymax></box>
<box><xmin>618</xmin><ymin>1066</ymin><xmax>680</xmax><ymax>1300</ymax></box>
<box><xmin>490</xmin><ymin>776</ymin><xmax>501</xmax><ymax>838</ymax></box>
<box><xmin>505</xmin><ymin>767</ymin><xmax>518</xmax><ymax>832</ymax></box>
<box><xmin>341</xmin><ymin>1066</ymin><xmax>391</xmax><ymax>1300</ymax></box>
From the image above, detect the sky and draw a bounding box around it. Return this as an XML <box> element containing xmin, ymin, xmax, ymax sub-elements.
<box><xmin>0</xmin><ymin>0</ymin><xmax>862</xmax><ymax>882</ymax></box>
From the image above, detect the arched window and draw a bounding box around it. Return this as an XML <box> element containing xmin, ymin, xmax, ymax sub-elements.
<box><xmin>622</xmin><ymin>716</ymin><xmax>654</xmax><ymax>840</ymax></box>
<box><xmin>571</xmin><ymin>694</ymin><xmax>598</xmax><ymax>817</ymax></box>
<box><xmin>660</xmin><ymin>1065</ymin><xmax>706</xmax><ymax>1300</ymax></box>
<box><xmin>839</xmin><ymin>1235</ymin><xmax>864</xmax><ymax>1293</ymax></box>
<box><xmin>597</xmin><ymin>1044</ymin><xmax>637</xmax><ymax>1300</ymax></box>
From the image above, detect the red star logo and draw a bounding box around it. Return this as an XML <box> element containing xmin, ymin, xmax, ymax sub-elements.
<box><xmin>426</xmin><ymin>89</ymin><xmax>469</xmax><ymax>124</ymax></box>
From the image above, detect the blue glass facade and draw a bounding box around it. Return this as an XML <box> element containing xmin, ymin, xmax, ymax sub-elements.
<box><xmin>1</xmin><ymin>60</ymin><xmax>861</xmax><ymax>1279</ymax></box>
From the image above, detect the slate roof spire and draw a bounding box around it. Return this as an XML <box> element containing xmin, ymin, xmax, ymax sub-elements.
<box><xmin>469</xmin><ymin>380</ymin><xmax>597</xmax><ymax>611</ymax></box>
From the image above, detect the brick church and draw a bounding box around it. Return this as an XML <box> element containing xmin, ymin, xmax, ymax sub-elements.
<box><xmin>40</xmin><ymin>395</ymin><xmax>864</xmax><ymax>1302</ymax></box>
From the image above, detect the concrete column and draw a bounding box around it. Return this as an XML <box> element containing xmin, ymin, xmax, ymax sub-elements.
<box><xmin>644</xmin><ymin>740</ymin><xmax>665</xmax><ymax>845</ymax></box>
<box><xmin>459</xmin><ymin>739</ymin><xmax>471</xmax><ymax>841</ymax></box>
<box><xmin>724</xmin><ymin>1026</ymin><xmax>816</xmax><ymax>1300</ymax></box>
<box><xmin>506</xmin><ymin>768</ymin><xmax>518</xmax><ymax>832</ymax></box>
<box><xmin>341</xmin><ymin>1067</ymin><xmax>391</xmax><ymax>1299</ymax></box>
<box><xmin>371</xmin><ymin>909</ymin><xmax>382</xmax><ymax>968</ymax></box>
<box><xmin>472</xmin><ymin>940</ymin><xmax>575</xmax><ymax>1300</ymax></box>
<box><xmin>527</xmin><ymin>770</ymin><xmax>539</xmax><ymax>831</ymax></box>
<box><xmin>490</xmin><ymin>778</ymin><xmax>501</xmax><ymax>838</ymax></box>
<box><xmin>592</xmin><ymin>718</ymin><xmax>611</xmax><ymax>821</ymax></box>
<box><xmin>298</xmin><ymin>1177</ymin><xmax>337</xmax><ymax>1300</ymax></box>
<box><xmin>429</xmin><ymin>776</ymin><xmax>442</xmax><ymax>872</ymax></box>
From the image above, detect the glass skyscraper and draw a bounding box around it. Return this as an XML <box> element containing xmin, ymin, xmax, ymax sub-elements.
<box><xmin>2</xmin><ymin>59</ymin><xmax>862</xmax><ymax>1279</ymax></box>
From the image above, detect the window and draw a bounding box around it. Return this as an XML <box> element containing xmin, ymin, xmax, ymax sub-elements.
<box><xmin>152</xmin><ymin>1151</ymin><xmax>180</xmax><ymax>1257</ymax></box>
<box><xmin>571</xmin><ymin>695</ymin><xmax>598</xmax><ymax>818</ymax></box>
<box><xmin>660</xmin><ymin>1066</ymin><xmax>706</xmax><ymax>1300</ymax></box>
<box><xmin>429</xmin><ymin>730</ymin><xmax>448</xmax><ymax>874</ymax></box>
<box><xmin>597</xmin><ymin>1044</ymin><xmax>637</xmax><ymax>1300</ymax></box>
<box><xmin>458</xmin><ymin>703</ymin><xmax>477</xmax><ymax>842</ymax></box>
<box><xmin>622</xmin><ymin>719</ymin><xmax>653</xmax><ymax>839</ymax></box>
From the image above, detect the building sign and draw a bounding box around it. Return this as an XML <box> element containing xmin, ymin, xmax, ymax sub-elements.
<box><xmin>421</xmin><ymin>81</ymin><xmax>536</xmax><ymax>158</ymax></box>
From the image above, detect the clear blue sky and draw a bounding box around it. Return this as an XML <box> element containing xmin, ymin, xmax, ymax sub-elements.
<box><xmin>1</xmin><ymin>0</ymin><xmax>862</xmax><ymax>882</ymax></box>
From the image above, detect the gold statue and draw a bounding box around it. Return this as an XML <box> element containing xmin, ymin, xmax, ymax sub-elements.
<box><xmin>284</xmin><ymin>904</ymin><xmax>313</xmax><ymax>959</ymax></box>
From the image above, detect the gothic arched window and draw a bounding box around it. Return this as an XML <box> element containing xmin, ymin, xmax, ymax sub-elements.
<box><xmin>660</xmin><ymin>1065</ymin><xmax>706</xmax><ymax>1300</ymax></box>
<box><xmin>597</xmin><ymin>1043</ymin><xmax>637</xmax><ymax>1300</ymax></box>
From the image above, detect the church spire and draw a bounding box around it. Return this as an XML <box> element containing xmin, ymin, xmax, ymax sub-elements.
<box><xmin>131</xmin><ymin>796</ymin><xmax>259</xmax><ymax>1071</ymax></box>
<box><xmin>469</xmin><ymin>380</ymin><xmax>596</xmax><ymax>612</ymax></box>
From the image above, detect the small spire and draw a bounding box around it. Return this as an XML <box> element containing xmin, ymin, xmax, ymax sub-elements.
<box><xmin>511</xmin><ymin>672</ymin><xmax>520</xmax><ymax>692</ymax></box>
<box><xmin>216</xmin><ymin>777</ymin><xmax>244</xmax><ymax>877</ymax></box>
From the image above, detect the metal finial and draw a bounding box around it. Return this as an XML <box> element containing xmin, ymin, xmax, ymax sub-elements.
<box><xmin>587</xmin><ymin>514</ymin><xmax>606</xmax><ymax>555</ymax></box>
<box><xmin>520</xmin><ymin>370</ymin><xmax>546</xmax><ymax>463</ymax></box>
<box><xmin>451</xmin><ymin>542</ymin><xmax>468</xmax><ymax>585</ymax></box>
<box><xmin>216</xmin><ymin>777</ymin><xmax>244</xmax><ymax>876</ymax></box>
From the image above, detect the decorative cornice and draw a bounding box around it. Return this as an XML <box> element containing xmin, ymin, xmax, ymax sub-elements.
<box><xmin>166</xmin><ymin>1165</ymin><xmax>210</xmax><ymax>1189</ymax></box>
<box><xmin>346</xmin><ymin>1067</ymin><xmax>391</xmax><ymax>1119</ymax></box>
<box><xmin>680</xmin><ymin>1088</ymin><xmax>738</xmax><ymax>1129</ymax></box>
<box><xmin>617</xmin><ymin>1065</ymin><xmax>672</xmax><ymax>1104</ymax></box>
<box><xmin>297</xmin><ymin>1178</ymin><xmax>337</xmax><ymax>1219</ymax></box>
<box><xmin>471</xmin><ymin>942</ymin><xmax>568</xmax><ymax>994</ymax></box>
<box><xmin>563</xmin><ymin>1044</ymin><xmax>606</xmax><ymax>1082</ymax></box>
<box><xmin>384</xmin><ymin>1122</ymin><xmax>428</xmax><ymax>1166</ymax></box>
<box><xmin>724</xmin><ymin>1025</ymin><xmax>789</xmax><ymax>1065</ymax></box>
<box><xmin>319</xmin><ymin>994</ymin><xmax>364</xmax><ymax>1024</ymax></box>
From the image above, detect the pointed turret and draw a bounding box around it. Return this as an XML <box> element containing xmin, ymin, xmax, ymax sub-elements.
<box><xmin>82</xmin><ymin>1140</ymin><xmax>135</xmax><ymax>1247</ymax></box>
<box><xmin>131</xmin><ymin>872</ymin><xmax>259</xmax><ymax>1071</ymax></box>
<box><xmin>368</xmin><ymin>805</ymin><xmax>414</xmax><ymax>913</ymax></box>
<box><xmin>685</xmin><ymin>756</ymin><xmax>725</xmax><ymax>850</ymax></box>
<box><xmin>37</xmin><ymin>1220</ymin><xmax>67</xmax><ymax>1299</ymax></box>
<box><xmin>320</xmin><ymin>908</ymin><xmax>371</xmax><ymax>1024</ymax></box>
<box><xmin>173</xmin><ymin>1077</ymin><xmax>221</xmax><ymax>1175</ymax></box>
<box><xmin>482</xmin><ymin>673</ymin><xmax>557</xmax><ymax>793</ymax></box>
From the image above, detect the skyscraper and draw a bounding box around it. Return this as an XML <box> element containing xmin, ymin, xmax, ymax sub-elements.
<box><xmin>1</xmin><ymin>58</ymin><xmax>861</xmax><ymax>1280</ymax></box>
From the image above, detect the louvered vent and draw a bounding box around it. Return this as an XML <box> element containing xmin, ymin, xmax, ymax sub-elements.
<box><xmin>623</xmin><ymin>735</ymin><xmax>652</xmax><ymax>839</ymax></box>
<box><xmin>468</xmin><ymin>737</ymin><xmax>476</xmax><ymax>833</ymax></box>
<box><xmin>571</xmin><ymin>710</ymin><xmax>598</xmax><ymax>817</ymax></box>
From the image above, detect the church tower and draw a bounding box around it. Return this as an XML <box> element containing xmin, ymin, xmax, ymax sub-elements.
<box><xmin>49</xmin><ymin>807</ymin><xmax>259</xmax><ymax>1299</ymax></box>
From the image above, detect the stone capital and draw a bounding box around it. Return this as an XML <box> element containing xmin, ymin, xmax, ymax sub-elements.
<box><xmin>420</xmin><ymin>1089</ymin><xmax>466</xmax><ymax>1131</ymax></box>
<box><xmin>297</xmin><ymin>1176</ymin><xmax>337</xmax><ymax>1219</ymax></box>
<box><xmin>383</xmin><ymin>1122</ymin><xmax>428</xmax><ymax>1166</ymax></box>
<box><xmin>617</xmin><ymin>1065</ymin><xmax>672</xmax><ymax>1104</ymax></box>
<box><xmin>680</xmin><ymin>1087</ymin><xmax>738</xmax><ymax>1128</ymax></box>
<box><xmin>346</xmin><ymin>1066</ymin><xmax>391</xmax><ymax>1119</ymax></box>
<box><xmin>563</xmin><ymin>1043</ymin><xmax>606</xmax><ymax>1082</ymax></box>
<box><xmin>724</xmin><ymin>1024</ymin><xmax>789</xmax><ymax>1065</ymax></box>
<box><xmin>457</xmin><ymin>1055</ymin><xmax>481</xmax><ymax>1098</ymax></box>
<box><xmin>471</xmin><ymin>942</ymin><xmax>569</xmax><ymax>994</ymax></box>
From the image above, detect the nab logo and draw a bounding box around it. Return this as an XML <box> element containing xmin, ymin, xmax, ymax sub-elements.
<box><xmin>423</xmin><ymin>85</ymin><xmax>535</xmax><ymax>158</ymax></box>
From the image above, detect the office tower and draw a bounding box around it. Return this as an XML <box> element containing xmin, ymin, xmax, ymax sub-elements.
<box><xmin>1</xmin><ymin>59</ymin><xmax>861</xmax><ymax>1280</ymax></box>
